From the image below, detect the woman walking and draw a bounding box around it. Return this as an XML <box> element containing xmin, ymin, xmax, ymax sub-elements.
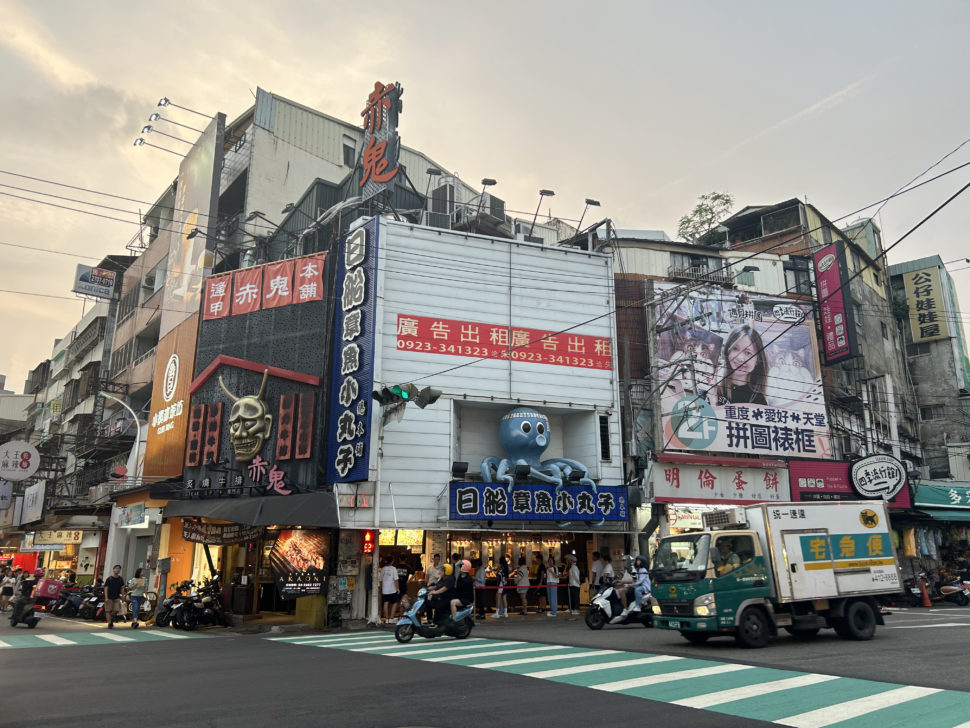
<box><xmin>545</xmin><ymin>557</ymin><xmax>559</xmax><ymax>617</ymax></box>
<box><xmin>0</xmin><ymin>567</ymin><xmax>16</xmax><ymax>611</ymax></box>
<box><xmin>128</xmin><ymin>568</ymin><xmax>146</xmax><ymax>628</ymax></box>
<box><xmin>491</xmin><ymin>555</ymin><xmax>509</xmax><ymax>618</ymax></box>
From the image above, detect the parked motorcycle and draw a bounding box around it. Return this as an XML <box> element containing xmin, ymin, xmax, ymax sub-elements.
<box><xmin>585</xmin><ymin>578</ymin><xmax>653</xmax><ymax>630</ymax></box>
<box><xmin>932</xmin><ymin>573</ymin><xmax>970</xmax><ymax>606</ymax></box>
<box><xmin>50</xmin><ymin>586</ymin><xmax>82</xmax><ymax>617</ymax></box>
<box><xmin>395</xmin><ymin>587</ymin><xmax>474</xmax><ymax>643</ymax></box>
<box><xmin>180</xmin><ymin>577</ymin><xmax>229</xmax><ymax>630</ymax></box>
<box><xmin>155</xmin><ymin>581</ymin><xmax>192</xmax><ymax>628</ymax></box>
<box><xmin>78</xmin><ymin>590</ymin><xmax>105</xmax><ymax>621</ymax></box>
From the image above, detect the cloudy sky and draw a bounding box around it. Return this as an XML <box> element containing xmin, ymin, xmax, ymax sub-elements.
<box><xmin>1</xmin><ymin>0</ymin><xmax>968</xmax><ymax>389</ymax></box>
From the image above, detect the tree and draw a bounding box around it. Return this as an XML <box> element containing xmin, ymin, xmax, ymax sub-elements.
<box><xmin>677</xmin><ymin>191</ymin><xmax>734</xmax><ymax>243</ymax></box>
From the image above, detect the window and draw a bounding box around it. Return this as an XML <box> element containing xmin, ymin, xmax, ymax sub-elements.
<box><xmin>907</xmin><ymin>342</ymin><xmax>931</xmax><ymax>356</ymax></box>
<box><xmin>920</xmin><ymin>405</ymin><xmax>946</xmax><ymax>421</ymax></box>
<box><xmin>342</xmin><ymin>135</ymin><xmax>356</xmax><ymax>167</ymax></box>
<box><xmin>599</xmin><ymin>415</ymin><xmax>611</xmax><ymax>461</ymax></box>
<box><xmin>784</xmin><ymin>258</ymin><xmax>812</xmax><ymax>296</ymax></box>
<box><xmin>881</xmin><ymin>322</ymin><xmax>888</xmax><ymax>339</ymax></box>
<box><xmin>670</xmin><ymin>252</ymin><xmax>718</xmax><ymax>271</ymax></box>
<box><xmin>853</xmin><ymin>299</ymin><xmax>864</xmax><ymax>330</ymax></box>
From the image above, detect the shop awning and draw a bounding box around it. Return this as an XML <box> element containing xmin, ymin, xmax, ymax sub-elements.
<box><xmin>915</xmin><ymin>508</ymin><xmax>970</xmax><ymax>522</ymax></box>
<box><xmin>163</xmin><ymin>492</ymin><xmax>339</xmax><ymax>528</ymax></box>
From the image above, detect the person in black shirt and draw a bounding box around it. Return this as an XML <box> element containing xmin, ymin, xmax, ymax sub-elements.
<box><xmin>103</xmin><ymin>564</ymin><xmax>125</xmax><ymax>629</ymax></box>
<box><xmin>449</xmin><ymin>560</ymin><xmax>474</xmax><ymax>622</ymax></box>
<box><xmin>426</xmin><ymin>564</ymin><xmax>455</xmax><ymax>624</ymax></box>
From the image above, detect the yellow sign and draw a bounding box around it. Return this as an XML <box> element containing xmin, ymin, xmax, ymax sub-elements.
<box><xmin>34</xmin><ymin>530</ymin><xmax>84</xmax><ymax>545</ymax></box>
<box><xmin>378</xmin><ymin>529</ymin><xmax>424</xmax><ymax>547</ymax></box>
<box><xmin>903</xmin><ymin>267</ymin><xmax>950</xmax><ymax>342</ymax></box>
<box><xmin>859</xmin><ymin>509</ymin><xmax>878</xmax><ymax>529</ymax></box>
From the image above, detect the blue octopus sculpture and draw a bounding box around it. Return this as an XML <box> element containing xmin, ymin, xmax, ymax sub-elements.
<box><xmin>481</xmin><ymin>407</ymin><xmax>604</xmax><ymax>524</ymax></box>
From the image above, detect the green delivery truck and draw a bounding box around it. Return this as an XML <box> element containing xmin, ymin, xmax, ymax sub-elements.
<box><xmin>651</xmin><ymin>501</ymin><xmax>901</xmax><ymax>648</ymax></box>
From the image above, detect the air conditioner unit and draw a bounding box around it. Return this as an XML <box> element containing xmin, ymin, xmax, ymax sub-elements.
<box><xmin>702</xmin><ymin>507</ymin><xmax>747</xmax><ymax>530</ymax></box>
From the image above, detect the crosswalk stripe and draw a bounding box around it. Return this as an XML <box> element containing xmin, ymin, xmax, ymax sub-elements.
<box><xmin>359</xmin><ymin>640</ymin><xmax>519</xmax><ymax>656</ymax></box>
<box><xmin>93</xmin><ymin>632</ymin><xmax>135</xmax><ymax>642</ymax></box>
<box><xmin>425</xmin><ymin>645</ymin><xmax>568</xmax><ymax>663</ymax></box>
<box><xmin>673</xmin><ymin>673</ymin><xmax>840</xmax><ymax>708</ymax></box>
<box><xmin>468</xmin><ymin>649</ymin><xmax>619</xmax><ymax>669</ymax></box>
<box><xmin>36</xmin><ymin>635</ymin><xmax>75</xmax><ymax>646</ymax></box>
<box><xmin>776</xmin><ymin>685</ymin><xmax>943</xmax><ymax>728</ymax></box>
<box><xmin>526</xmin><ymin>654</ymin><xmax>682</xmax><ymax>679</ymax></box>
<box><xmin>591</xmin><ymin>663</ymin><xmax>755</xmax><ymax>693</ymax></box>
<box><xmin>0</xmin><ymin>639</ymin><xmax>10</xmax><ymax>648</ymax></box>
<box><xmin>141</xmin><ymin>631</ymin><xmax>191</xmax><ymax>639</ymax></box>
<box><xmin>293</xmin><ymin>636</ymin><xmax>397</xmax><ymax>648</ymax></box>
<box><xmin>350</xmin><ymin>638</ymin><xmax>490</xmax><ymax>653</ymax></box>
<box><xmin>269</xmin><ymin>632</ymin><xmax>391</xmax><ymax>643</ymax></box>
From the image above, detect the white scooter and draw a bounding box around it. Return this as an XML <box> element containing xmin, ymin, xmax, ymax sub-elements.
<box><xmin>585</xmin><ymin>577</ymin><xmax>653</xmax><ymax>630</ymax></box>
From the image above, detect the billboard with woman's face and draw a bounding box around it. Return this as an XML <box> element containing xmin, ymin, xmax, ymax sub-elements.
<box><xmin>654</xmin><ymin>284</ymin><xmax>831</xmax><ymax>459</ymax></box>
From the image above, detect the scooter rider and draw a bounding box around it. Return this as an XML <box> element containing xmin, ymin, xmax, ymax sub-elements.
<box><xmin>449</xmin><ymin>560</ymin><xmax>475</xmax><ymax>622</ymax></box>
<box><xmin>11</xmin><ymin>568</ymin><xmax>42</xmax><ymax>622</ymax></box>
<box><xmin>611</xmin><ymin>555</ymin><xmax>651</xmax><ymax>623</ymax></box>
<box><xmin>426</xmin><ymin>563</ymin><xmax>455</xmax><ymax>623</ymax></box>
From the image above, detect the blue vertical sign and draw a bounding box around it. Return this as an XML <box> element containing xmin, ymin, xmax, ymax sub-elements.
<box><xmin>326</xmin><ymin>218</ymin><xmax>379</xmax><ymax>484</ymax></box>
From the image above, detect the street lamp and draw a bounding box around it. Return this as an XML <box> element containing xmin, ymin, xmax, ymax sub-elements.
<box><xmin>147</xmin><ymin>112</ymin><xmax>203</xmax><ymax>134</ymax></box>
<box><xmin>528</xmin><ymin>189</ymin><xmax>555</xmax><ymax>238</ymax></box>
<box><xmin>576</xmin><ymin>197</ymin><xmax>600</xmax><ymax>232</ymax></box>
<box><xmin>422</xmin><ymin>168</ymin><xmax>442</xmax><ymax>225</ymax></box>
<box><xmin>140</xmin><ymin>125</ymin><xmax>192</xmax><ymax>145</ymax></box>
<box><xmin>157</xmin><ymin>97</ymin><xmax>211</xmax><ymax>119</ymax></box>
<box><xmin>99</xmin><ymin>392</ymin><xmax>141</xmax><ymax>486</ymax></box>
<box><xmin>475</xmin><ymin>178</ymin><xmax>497</xmax><ymax>219</ymax></box>
<box><xmin>132</xmin><ymin>138</ymin><xmax>185</xmax><ymax>157</ymax></box>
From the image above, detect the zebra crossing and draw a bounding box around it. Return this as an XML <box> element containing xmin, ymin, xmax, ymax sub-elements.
<box><xmin>0</xmin><ymin>629</ymin><xmax>207</xmax><ymax>649</ymax></box>
<box><xmin>266</xmin><ymin>632</ymin><xmax>970</xmax><ymax>727</ymax></box>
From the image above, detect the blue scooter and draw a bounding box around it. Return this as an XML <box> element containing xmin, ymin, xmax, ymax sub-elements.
<box><xmin>395</xmin><ymin>587</ymin><xmax>475</xmax><ymax>643</ymax></box>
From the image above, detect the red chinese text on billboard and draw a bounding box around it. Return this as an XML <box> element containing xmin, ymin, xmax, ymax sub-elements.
<box><xmin>263</xmin><ymin>259</ymin><xmax>295</xmax><ymax>310</ymax></box>
<box><xmin>396</xmin><ymin>314</ymin><xmax>613</xmax><ymax>371</ymax></box>
<box><xmin>232</xmin><ymin>267</ymin><xmax>262</xmax><ymax>316</ymax></box>
<box><xmin>203</xmin><ymin>273</ymin><xmax>231</xmax><ymax>320</ymax></box>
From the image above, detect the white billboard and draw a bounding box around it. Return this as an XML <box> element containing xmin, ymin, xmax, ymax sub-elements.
<box><xmin>21</xmin><ymin>481</ymin><xmax>45</xmax><ymax>525</ymax></box>
<box><xmin>72</xmin><ymin>265</ymin><xmax>117</xmax><ymax>299</ymax></box>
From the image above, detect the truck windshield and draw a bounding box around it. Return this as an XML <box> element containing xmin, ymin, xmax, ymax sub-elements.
<box><xmin>651</xmin><ymin>534</ymin><xmax>711</xmax><ymax>582</ymax></box>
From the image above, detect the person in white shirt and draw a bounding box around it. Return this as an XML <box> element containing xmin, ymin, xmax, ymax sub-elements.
<box><xmin>591</xmin><ymin>551</ymin><xmax>614</xmax><ymax>590</ymax></box>
<box><xmin>425</xmin><ymin>553</ymin><xmax>444</xmax><ymax>587</ymax></box>
<box><xmin>566</xmin><ymin>555</ymin><xmax>581</xmax><ymax>615</ymax></box>
<box><xmin>379</xmin><ymin>557</ymin><xmax>399</xmax><ymax>624</ymax></box>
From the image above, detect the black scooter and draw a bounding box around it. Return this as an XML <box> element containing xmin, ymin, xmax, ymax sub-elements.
<box><xmin>9</xmin><ymin>595</ymin><xmax>41</xmax><ymax>628</ymax></box>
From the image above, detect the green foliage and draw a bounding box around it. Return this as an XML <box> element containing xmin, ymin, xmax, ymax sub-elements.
<box><xmin>677</xmin><ymin>191</ymin><xmax>735</xmax><ymax>243</ymax></box>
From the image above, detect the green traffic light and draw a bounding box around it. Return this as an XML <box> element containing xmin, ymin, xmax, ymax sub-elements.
<box><xmin>391</xmin><ymin>385</ymin><xmax>409</xmax><ymax>399</ymax></box>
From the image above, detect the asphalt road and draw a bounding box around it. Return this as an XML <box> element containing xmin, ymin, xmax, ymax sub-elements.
<box><xmin>2</xmin><ymin>603</ymin><xmax>968</xmax><ymax>728</ymax></box>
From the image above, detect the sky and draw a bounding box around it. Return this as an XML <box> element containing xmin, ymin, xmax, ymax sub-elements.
<box><xmin>0</xmin><ymin>0</ymin><xmax>968</xmax><ymax>390</ymax></box>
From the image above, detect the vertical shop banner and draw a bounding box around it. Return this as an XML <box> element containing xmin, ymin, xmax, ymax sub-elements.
<box><xmin>813</xmin><ymin>243</ymin><xmax>858</xmax><ymax>364</ymax></box>
<box><xmin>326</xmin><ymin>219</ymin><xmax>379</xmax><ymax>484</ymax></box>
<box><xmin>655</xmin><ymin>284</ymin><xmax>831</xmax><ymax>459</ymax></box>
<box><xmin>203</xmin><ymin>273</ymin><xmax>232</xmax><ymax>320</ymax></box>
<box><xmin>21</xmin><ymin>481</ymin><xmax>45</xmax><ymax>524</ymax></box>
<box><xmin>144</xmin><ymin>316</ymin><xmax>199</xmax><ymax>478</ymax></box>
<box><xmin>160</xmin><ymin>113</ymin><xmax>226</xmax><ymax>338</ymax></box>
<box><xmin>789</xmin><ymin>459</ymin><xmax>911</xmax><ymax>508</ymax></box>
<box><xmin>262</xmin><ymin>259</ymin><xmax>295</xmax><ymax>310</ymax></box>
<box><xmin>269</xmin><ymin>530</ymin><xmax>331</xmax><ymax>598</ymax></box>
<box><xmin>295</xmin><ymin>253</ymin><xmax>326</xmax><ymax>302</ymax></box>
<box><xmin>902</xmin><ymin>266</ymin><xmax>950</xmax><ymax>342</ymax></box>
<box><xmin>232</xmin><ymin>266</ymin><xmax>263</xmax><ymax>316</ymax></box>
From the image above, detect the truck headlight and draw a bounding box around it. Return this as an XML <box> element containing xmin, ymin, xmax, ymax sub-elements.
<box><xmin>652</xmin><ymin>604</ymin><xmax>661</xmax><ymax>615</ymax></box>
<box><xmin>694</xmin><ymin>593</ymin><xmax>716</xmax><ymax>617</ymax></box>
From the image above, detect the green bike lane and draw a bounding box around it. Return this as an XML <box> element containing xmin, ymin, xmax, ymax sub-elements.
<box><xmin>267</xmin><ymin>632</ymin><xmax>970</xmax><ymax>727</ymax></box>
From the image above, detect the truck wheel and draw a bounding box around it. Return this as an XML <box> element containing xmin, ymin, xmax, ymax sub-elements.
<box><xmin>735</xmin><ymin>608</ymin><xmax>769</xmax><ymax>648</ymax></box>
<box><xmin>584</xmin><ymin>608</ymin><xmax>606</xmax><ymax>630</ymax></box>
<box><xmin>839</xmin><ymin>600</ymin><xmax>876</xmax><ymax>640</ymax></box>
<box><xmin>784</xmin><ymin>626</ymin><xmax>820</xmax><ymax>641</ymax></box>
<box><xmin>681</xmin><ymin>631</ymin><xmax>711</xmax><ymax>644</ymax></box>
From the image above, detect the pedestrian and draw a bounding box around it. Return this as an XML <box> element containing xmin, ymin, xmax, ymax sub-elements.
<box><xmin>534</xmin><ymin>559</ymin><xmax>547</xmax><ymax>613</ymax></box>
<box><xmin>103</xmin><ymin>565</ymin><xmax>125</xmax><ymax>629</ymax></box>
<box><xmin>395</xmin><ymin>555</ymin><xmax>412</xmax><ymax>616</ymax></box>
<box><xmin>515</xmin><ymin>557</ymin><xmax>530</xmax><ymax>615</ymax></box>
<box><xmin>378</xmin><ymin>556</ymin><xmax>399</xmax><ymax>624</ymax></box>
<box><xmin>491</xmin><ymin>554</ymin><xmax>509</xmax><ymax>618</ymax></box>
<box><xmin>591</xmin><ymin>551</ymin><xmax>612</xmax><ymax>590</ymax></box>
<box><xmin>566</xmin><ymin>555</ymin><xmax>581</xmax><ymax>615</ymax></box>
<box><xmin>545</xmin><ymin>557</ymin><xmax>559</xmax><ymax>617</ymax></box>
<box><xmin>472</xmin><ymin>558</ymin><xmax>487</xmax><ymax>619</ymax></box>
<box><xmin>128</xmin><ymin>568</ymin><xmax>146</xmax><ymax>628</ymax></box>
<box><xmin>1</xmin><ymin>567</ymin><xmax>15</xmax><ymax>611</ymax></box>
<box><xmin>426</xmin><ymin>553</ymin><xmax>444</xmax><ymax>587</ymax></box>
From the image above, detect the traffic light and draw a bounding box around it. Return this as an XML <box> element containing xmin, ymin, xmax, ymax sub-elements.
<box><xmin>372</xmin><ymin>383</ymin><xmax>440</xmax><ymax>407</ymax></box>
<box><xmin>362</xmin><ymin>530</ymin><xmax>375</xmax><ymax>555</ymax></box>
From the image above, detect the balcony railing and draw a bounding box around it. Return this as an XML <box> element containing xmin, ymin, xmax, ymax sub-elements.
<box><xmin>666</xmin><ymin>265</ymin><xmax>734</xmax><ymax>286</ymax></box>
<box><xmin>133</xmin><ymin>346</ymin><xmax>156</xmax><ymax>369</ymax></box>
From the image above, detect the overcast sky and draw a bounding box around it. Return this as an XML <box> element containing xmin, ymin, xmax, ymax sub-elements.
<box><xmin>1</xmin><ymin>0</ymin><xmax>968</xmax><ymax>389</ymax></box>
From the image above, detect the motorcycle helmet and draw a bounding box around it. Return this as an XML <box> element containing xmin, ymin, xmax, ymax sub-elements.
<box><xmin>460</xmin><ymin>559</ymin><xmax>471</xmax><ymax>573</ymax></box>
<box><xmin>442</xmin><ymin>563</ymin><xmax>453</xmax><ymax>576</ymax></box>
<box><xmin>33</xmin><ymin>568</ymin><xmax>45</xmax><ymax>577</ymax></box>
<box><xmin>633</xmin><ymin>555</ymin><xmax>648</xmax><ymax>571</ymax></box>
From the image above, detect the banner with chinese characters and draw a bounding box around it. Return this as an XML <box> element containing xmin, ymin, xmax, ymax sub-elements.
<box><xmin>359</xmin><ymin>81</ymin><xmax>403</xmax><ymax>200</ymax></box>
<box><xmin>269</xmin><ymin>529</ymin><xmax>331</xmax><ymax>599</ymax></box>
<box><xmin>326</xmin><ymin>219</ymin><xmax>379</xmax><ymax>484</ymax></box>
<box><xmin>34</xmin><ymin>530</ymin><xmax>84</xmax><ymax>545</ymax></box>
<box><xmin>813</xmin><ymin>243</ymin><xmax>858</xmax><ymax>364</ymax></box>
<box><xmin>654</xmin><ymin>283</ymin><xmax>831</xmax><ymax>459</ymax></box>
<box><xmin>789</xmin><ymin>459</ymin><xmax>911</xmax><ymax>509</ymax></box>
<box><xmin>182</xmin><ymin>521</ymin><xmax>263</xmax><ymax>545</ymax></box>
<box><xmin>396</xmin><ymin>314</ymin><xmax>612</xmax><ymax>371</ymax></box>
<box><xmin>448</xmin><ymin>482</ymin><xmax>628</xmax><ymax>522</ymax></box>
<box><xmin>913</xmin><ymin>482</ymin><xmax>970</xmax><ymax>510</ymax></box>
<box><xmin>653</xmin><ymin>460</ymin><xmax>791</xmax><ymax>505</ymax></box>
<box><xmin>203</xmin><ymin>253</ymin><xmax>325</xmax><ymax>321</ymax></box>
<box><xmin>901</xmin><ymin>266</ymin><xmax>950</xmax><ymax>342</ymax></box>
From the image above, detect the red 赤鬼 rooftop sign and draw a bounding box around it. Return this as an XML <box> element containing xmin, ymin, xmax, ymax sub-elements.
<box><xmin>396</xmin><ymin>313</ymin><xmax>612</xmax><ymax>371</ymax></box>
<box><xmin>203</xmin><ymin>253</ymin><xmax>326</xmax><ymax>320</ymax></box>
